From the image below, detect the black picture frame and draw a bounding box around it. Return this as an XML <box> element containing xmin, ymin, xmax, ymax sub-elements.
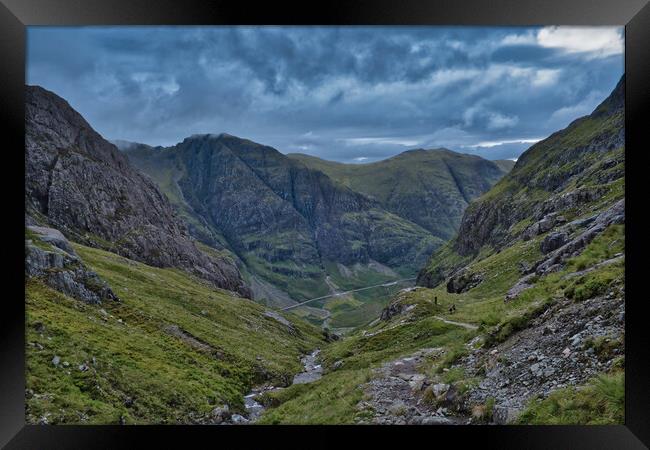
<box><xmin>1</xmin><ymin>0</ymin><xmax>648</xmax><ymax>448</ymax></box>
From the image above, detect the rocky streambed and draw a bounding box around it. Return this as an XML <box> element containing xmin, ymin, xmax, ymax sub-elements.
<box><xmin>240</xmin><ymin>349</ymin><xmax>323</xmax><ymax>423</ymax></box>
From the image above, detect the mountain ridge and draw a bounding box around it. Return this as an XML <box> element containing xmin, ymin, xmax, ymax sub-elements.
<box><xmin>288</xmin><ymin>148</ymin><xmax>511</xmax><ymax>240</ymax></box>
<box><xmin>124</xmin><ymin>133</ymin><xmax>443</xmax><ymax>309</ymax></box>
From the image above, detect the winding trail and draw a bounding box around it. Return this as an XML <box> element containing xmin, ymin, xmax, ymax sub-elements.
<box><xmin>432</xmin><ymin>316</ymin><xmax>478</xmax><ymax>330</ymax></box>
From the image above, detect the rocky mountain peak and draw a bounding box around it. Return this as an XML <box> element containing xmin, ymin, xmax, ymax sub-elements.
<box><xmin>25</xmin><ymin>85</ymin><xmax>251</xmax><ymax>297</ymax></box>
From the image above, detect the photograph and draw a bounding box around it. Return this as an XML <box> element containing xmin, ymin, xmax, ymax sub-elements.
<box><xmin>21</xmin><ymin>24</ymin><xmax>628</xmax><ymax>426</ymax></box>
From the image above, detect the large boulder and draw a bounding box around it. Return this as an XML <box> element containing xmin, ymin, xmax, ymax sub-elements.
<box><xmin>532</xmin><ymin>200</ymin><xmax>624</xmax><ymax>275</ymax></box>
<box><xmin>446</xmin><ymin>270</ymin><xmax>483</xmax><ymax>294</ymax></box>
<box><xmin>523</xmin><ymin>213</ymin><xmax>566</xmax><ymax>241</ymax></box>
<box><xmin>505</xmin><ymin>273</ymin><xmax>537</xmax><ymax>302</ymax></box>
<box><xmin>380</xmin><ymin>302</ymin><xmax>405</xmax><ymax>321</ymax></box>
<box><xmin>540</xmin><ymin>232</ymin><xmax>569</xmax><ymax>254</ymax></box>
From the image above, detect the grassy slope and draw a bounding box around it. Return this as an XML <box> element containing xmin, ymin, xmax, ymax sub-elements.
<box><xmin>288</xmin><ymin>149</ymin><xmax>507</xmax><ymax>205</ymax></box>
<box><xmin>26</xmin><ymin>243</ymin><xmax>325</xmax><ymax>424</ymax></box>
<box><xmin>493</xmin><ymin>159</ymin><xmax>516</xmax><ymax>173</ymax></box>
<box><xmin>516</xmin><ymin>371</ymin><xmax>624</xmax><ymax>425</ymax></box>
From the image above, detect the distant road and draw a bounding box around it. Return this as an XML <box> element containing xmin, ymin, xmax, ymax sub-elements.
<box><xmin>280</xmin><ymin>278</ymin><xmax>416</xmax><ymax>311</ymax></box>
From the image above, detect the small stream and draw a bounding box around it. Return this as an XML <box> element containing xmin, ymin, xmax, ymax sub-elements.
<box><xmin>243</xmin><ymin>349</ymin><xmax>322</xmax><ymax>422</ymax></box>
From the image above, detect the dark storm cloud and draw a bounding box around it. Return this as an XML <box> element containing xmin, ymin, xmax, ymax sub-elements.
<box><xmin>27</xmin><ymin>26</ymin><xmax>623</xmax><ymax>161</ymax></box>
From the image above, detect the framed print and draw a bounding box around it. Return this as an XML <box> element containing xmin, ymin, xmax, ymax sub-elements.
<box><xmin>1</xmin><ymin>0</ymin><xmax>649</xmax><ymax>448</ymax></box>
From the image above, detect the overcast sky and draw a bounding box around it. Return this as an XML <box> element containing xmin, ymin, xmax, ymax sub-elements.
<box><xmin>27</xmin><ymin>26</ymin><xmax>623</xmax><ymax>162</ymax></box>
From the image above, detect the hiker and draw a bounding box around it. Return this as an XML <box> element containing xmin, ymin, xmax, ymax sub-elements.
<box><xmin>434</xmin><ymin>296</ymin><xmax>438</xmax><ymax>305</ymax></box>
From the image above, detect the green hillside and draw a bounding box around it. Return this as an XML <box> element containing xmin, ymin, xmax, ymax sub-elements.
<box><xmin>26</xmin><ymin>242</ymin><xmax>325</xmax><ymax>425</ymax></box>
<box><xmin>256</xmin><ymin>222</ymin><xmax>623</xmax><ymax>424</ymax></box>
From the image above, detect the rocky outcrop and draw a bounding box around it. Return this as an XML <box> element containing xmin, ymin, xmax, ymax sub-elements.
<box><xmin>522</xmin><ymin>213</ymin><xmax>567</xmax><ymax>241</ymax></box>
<box><xmin>504</xmin><ymin>273</ymin><xmax>536</xmax><ymax>302</ymax></box>
<box><xmin>379</xmin><ymin>293</ymin><xmax>419</xmax><ymax>321</ymax></box>
<box><xmin>25</xmin><ymin>226</ymin><xmax>118</xmax><ymax>304</ymax></box>
<box><xmin>380</xmin><ymin>300</ymin><xmax>410</xmax><ymax>321</ymax></box>
<box><xmin>537</xmin><ymin>186</ymin><xmax>606</xmax><ymax>219</ymax></box>
<box><xmin>540</xmin><ymin>231</ymin><xmax>569</xmax><ymax>254</ymax></box>
<box><xmin>453</xmin><ymin>198</ymin><xmax>513</xmax><ymax>257</ymax></box>
<box><xmin>25</xmin><ymin>85</ymin><xmax>250</xmax><ymax>297</ymax></box>
<box><xmin>450</xmin><ymin>76</ymin><xmax>624</xmax><ymax>258</ymax></box>
<box><xmin>446</xmin><ymin>270</ymin><xmax>483</xmax><ymax>294</ymax></box>
<box><xmin>530</xmin><ymin>200</ymin><xmax>624</xmax><ymax>276</ymax></box>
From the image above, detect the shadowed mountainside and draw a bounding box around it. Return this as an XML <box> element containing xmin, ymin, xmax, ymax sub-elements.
<box><xmin>25</xmin><ymin>85</ymin><xmax>250</xmax><ymax>297</ymax></box>
<box><xmin>123</xmin><ymin>135</ymin><xmax>445</xmax><ymax>306</ymax></box>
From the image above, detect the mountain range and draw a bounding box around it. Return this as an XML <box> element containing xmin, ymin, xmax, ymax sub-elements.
<box><xmin>119</xmin><ymin>135</ymin><xmax>511</xmax><ymax>310</ymax></box>
<box><xmin>24</xmin><ymin>75</ymin><xmax>625</xmax><ymax>425</ymax></box>
<box><xmin>289</xmin><ymin>150</ymin><xmax>513</xmax><ymax>240</ymax></box>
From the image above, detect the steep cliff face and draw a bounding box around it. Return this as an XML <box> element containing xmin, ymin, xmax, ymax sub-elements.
<box><xmin>418</xmin><ymin>76</ymin><xmax>625</xmax><ymax>287</ymax></box>
<box><xmin>289</xmin><ymin>149</ymin><xmax>510</xmax><ymax>240</ymax></box>
<box><xmin>455</xmin><ymin>76</ymin><xmax>624</xmax><ymax>257</ymax></box>
<box><xmin>25</xmin><ymin>86</ymin><xmax>250</xmax><ymax>297</ymax></box>
<box><xmin>125</xmin><ymin>134</ymin><xmax>442</xmax><ymax>301</ymax></box>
